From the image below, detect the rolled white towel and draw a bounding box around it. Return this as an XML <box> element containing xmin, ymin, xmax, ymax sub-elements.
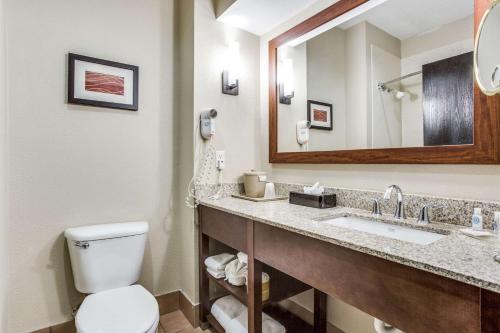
<box><xmin>210</xmin><ymin>295</ymin><xmax>246</xmax><ymax>329</ymax></box>
<box><xmin>237</xmin><ymin>252</ymin><xmax>248</xmax><ymax>265</ymax></box>
<box><xmin>226</xmin><ymin>310</ymin><xmax>286</xmax><ymax>333</ymax></box>
<box><xmin>206</xmin><ymin>267</ymin><xmax>225</xmax><ymax>279</ymax></box>
<box><xmin>225</xmin><ymin>259</ymin><xmax>247</xmax><ymax>286</ymax></box>
<box><xmin>205</xmin><ymin>253</ymin><xmax>236</xmax><ymax>271</ymax></box>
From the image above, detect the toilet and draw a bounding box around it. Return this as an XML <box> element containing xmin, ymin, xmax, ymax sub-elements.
<box><xmin>65</xmin><ymin>222</ymin><xmax>159</xmax><ymax>333</ymax></box>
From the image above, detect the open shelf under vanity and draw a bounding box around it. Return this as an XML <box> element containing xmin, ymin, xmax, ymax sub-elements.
<box><xmin>199</xmin><ymin>206</ymin><xmax>321</xmax><ymax>333</ymax></box>
<box><xmin>203</xmin><ymin>264</ymin><xmax>314</xmax><ymax>333</ymax></box>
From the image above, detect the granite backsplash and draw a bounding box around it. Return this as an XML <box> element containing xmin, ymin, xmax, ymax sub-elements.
<box><xmin>195</xmin><ymin>182</ymin><xmax>500</xmax><ymax>229</ymax></box>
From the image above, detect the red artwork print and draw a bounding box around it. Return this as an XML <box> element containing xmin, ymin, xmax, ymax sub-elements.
<box><xmin>313</xmin><ymin>109</ymin><xmax>328</xmax><ymax>122</ymax></box>
<box><xmin>85</xmin><ymin>71</ymin><xmax>125</xmax><ymax>96</ymax></box>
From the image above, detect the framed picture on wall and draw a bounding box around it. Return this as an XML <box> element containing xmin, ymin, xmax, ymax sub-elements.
<box><xmin>68</xmin><ymin>53</ymin><xmax>139</xmax><ymax>111</ymax></box>
<box><xmin>307</xmin><ymin>100</ymin><xmax>332</xmax><ymax>130</ymax></box>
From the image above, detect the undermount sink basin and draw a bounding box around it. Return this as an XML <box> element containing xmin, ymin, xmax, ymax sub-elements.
<box><xmin>321</xmin><ymin>216</ymin><xmax>446</xmax><ymax>245</ymax></box>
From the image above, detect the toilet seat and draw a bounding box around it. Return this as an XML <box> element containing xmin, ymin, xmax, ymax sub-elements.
<box><xmin>76</xmin><ymin>284</ymin><xmax>159</xmax><ymax>333</ymax></box>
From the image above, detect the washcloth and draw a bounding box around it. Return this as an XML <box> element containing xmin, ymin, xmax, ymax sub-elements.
<box><xmin>205</xmin><ymin>253</ymin><xmax>236</xmax><ymax>271</ymax></box>
<box><xmin>225</xmin><ymin>259</ymin><xmax>247</xmax><ymax>286</ymax></box>
<box><xmin>226</xmin><ymin>309</ymin><xmax>286</xmax><ymax>333</ymax></box>
<box><xmin>237</xmin><ymin>252</ymin><xmax>248</xmax><ymax>265</ymax></box>
<box><xmin>210</xmin><ymin>295</ymin><xmax>245</xmax><ymax>329</ymax></box>
<box><xmin>207</xmin><ymin>267</ymin><xmax>225</xmax><ymax>279</ymax></box>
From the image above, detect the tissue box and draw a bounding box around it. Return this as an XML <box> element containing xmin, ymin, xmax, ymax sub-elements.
<box><xmin>289</xmin><ymin>191</ymin><xmax>336</xmax><ymax>209</ymax></box>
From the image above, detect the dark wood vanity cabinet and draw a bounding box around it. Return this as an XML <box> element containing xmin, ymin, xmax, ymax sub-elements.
<box><xmin>198</xmin><ymin>205</ymin><xmax>500</xmax><ymax>333</ymax></box>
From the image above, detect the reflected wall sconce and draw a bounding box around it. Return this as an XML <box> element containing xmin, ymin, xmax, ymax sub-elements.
<box><xmin>222</xmin><ymin>41</ymin><xmax>240</xmax><ymax>96</ymax></box>
<box><xmin>279</xmin><ymin>58</ymin><xmax>294</xmax><ymax>104</ymax></box>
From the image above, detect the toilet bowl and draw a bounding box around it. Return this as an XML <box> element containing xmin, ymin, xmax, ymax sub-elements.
<box><xmin>65</xmin><ymin>222</ymin><xmax>158</xmax><ymax>333</ymax></box>
<box><xmin>76</xmin><ymin>285</ymin><xmax>159</xmax><ymax>333</ymax></box>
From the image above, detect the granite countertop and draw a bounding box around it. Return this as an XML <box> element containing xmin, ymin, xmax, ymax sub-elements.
<box><xmin>199</xmin><ymin>196</ymin><xmax>500</xmax><ymax>293</ymax></box>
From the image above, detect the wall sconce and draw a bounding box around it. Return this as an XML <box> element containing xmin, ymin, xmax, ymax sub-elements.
<box><xmin>279</xmin><ymin>58</ymin><xmax>294</xmax><ymax>104</ymax></box>
<box><xmin>222</xmin><ymin>41</ymin><xmax>240</xmax><ymax>96</ymax></box>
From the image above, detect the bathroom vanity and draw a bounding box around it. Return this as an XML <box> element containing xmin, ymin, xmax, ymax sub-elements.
<box><xmin>198</xmin><ymin>198</ymin><xmax>500</xmax><ymax>333</ymax></box>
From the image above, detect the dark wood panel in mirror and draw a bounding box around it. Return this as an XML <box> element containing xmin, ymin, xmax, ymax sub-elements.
<box><xmin>423</xmin><ymin>52</ymin><xmax>474</xmax><ymax>146</ymax></box>
<box><xmin>269</xmin><ymin>0</ymin><xmax>500</xmax><ymax>164</ymax></box>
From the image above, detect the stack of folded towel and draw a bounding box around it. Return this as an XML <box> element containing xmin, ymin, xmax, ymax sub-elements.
<box><xmin>204</xmin><ymin>253</ymin><xmax>235</xmax><ymax>279</ymax></box>
<box><xmin>211</xmin><ymin>295</ymin><xmax>286</xmax><ymax>333</ymax></box>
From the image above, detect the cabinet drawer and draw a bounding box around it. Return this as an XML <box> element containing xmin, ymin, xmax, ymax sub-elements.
<box><xmin>199</xmin><ymin>205</ymin><xmax>248</xmax><ymax>252</ymax></box>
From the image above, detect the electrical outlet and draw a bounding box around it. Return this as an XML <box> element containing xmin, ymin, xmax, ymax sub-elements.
<box><xmin>216</xmin><ymin>151</ymin><xmax>225</xmax><ymax>170</ymax></box>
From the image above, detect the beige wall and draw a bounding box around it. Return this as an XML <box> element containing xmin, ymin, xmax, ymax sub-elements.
<box><xmin>194</xmin><ymin>0</ymin><xmax>262</xmax><ymax>185</ymax></box>
<box><xmin>344</xmin><ymin>22</ymin><xmax>369</xmax><ymax>148</ymax></box>
<box><xmin>6</xmin><ymin>0</ymin><xmax>179</xmax><ymax>331</ymax></box>
<box><xmin>260</xmin><ymin>1</ymin><xmax>500</xmax><ymax>332</ymax></box>
<box><xmin>175</xmin><ymin>0</ymin><xmax>197</xmax><ymax>306</ymax></box>
<box><xmin>0</xmin><ymin>0</ymin><xmax>7</xmax><ymax>330</ymax></box>
<box><xmin>307</xmin><ymin>28</ymin><xmax>347</xmax><ymax>151</ymax></box>
<box><xmin>366</xmin><ymin>22</ymin><xmax>401</xmax><ymax>148</ymax></box>
<box><xmin>277</xmin><ymin>43</ymin><xmax>308</xmax><ymax>152</ymax></box>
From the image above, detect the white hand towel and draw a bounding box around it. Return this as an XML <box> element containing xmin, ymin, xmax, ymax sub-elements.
<box><xmin>210</xmin><ymin>295</ymin><xmax>245</xmax><ymax>329</ymax></box>
<box><xmin>237</xmin><ymin>252</ymin><xmax>248</xmax><ymax>265</ymax></box>
<box><xmin>206</xmin><ymin>267</ymin><xmax>225</xmax><ymax>279</ymax></box>
<box><xmin>226</xmin><ymin>310</ymin><xmax>286</xmax><ymax>333</ymax></box>
<box><xmin>205</xmin><ymin>253</ymin><xmax>236</xmax><ymax>271</ymax></box>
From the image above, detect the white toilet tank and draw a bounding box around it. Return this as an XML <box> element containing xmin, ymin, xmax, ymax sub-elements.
<box><xmin>65</xmin><ymin>222</ymin><xmax>149</xmax><ymax>294</ymax></box>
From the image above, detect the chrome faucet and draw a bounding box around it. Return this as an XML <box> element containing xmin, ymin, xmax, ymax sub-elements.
<box><xmin>383</xmin><ymin>185</ymin><xmax>405</xmax><ymax>219</ymax></box>
<box><xmin>371</xmin><ymin>199</ymin><xmax>382</xmax><ymax>216</ymax></box>
<box><xmin>417</xmin><ymin>205</ymin><xmax>445</xmax><ymax>225</ymax></box>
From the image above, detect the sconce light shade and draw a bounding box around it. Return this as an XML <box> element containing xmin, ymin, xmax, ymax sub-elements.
<box><xmin>222</xmin><ymin>42</ymin><xmax>240</xmax><ymax>96</ymax></box>
<box><xmin>279</xmin><ymin>58</ymin><xmax>294</xmax><ymax>104</ymax></box>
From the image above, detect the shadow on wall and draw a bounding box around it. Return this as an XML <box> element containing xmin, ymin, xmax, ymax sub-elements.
<box><xmin>42</xmin><ymin>234</ymin><xmax>85</xmax><ymax>321</ymax></box>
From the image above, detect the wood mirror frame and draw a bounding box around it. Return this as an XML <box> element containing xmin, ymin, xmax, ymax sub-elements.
<box><xmin>269</xmin><ymin>0</ymin><xmax>500</xmax><ymax>164</ymax></box>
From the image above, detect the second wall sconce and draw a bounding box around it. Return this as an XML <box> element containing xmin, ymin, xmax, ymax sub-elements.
<box><xmin>222</xmin><ymin>41</ymin><xmax>240</xmax><ymax>96</ymax></box>
<box><xmin>279</xmin><ymin>58</ymin><xmax>294</xmax><ymax>104</ymax></box>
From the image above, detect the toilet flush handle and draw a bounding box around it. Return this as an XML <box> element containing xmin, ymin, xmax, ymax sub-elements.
<box><xmin>74</xmin><ymin>241</ymin><xmax>90</xmax><ymax>249</ymax></box>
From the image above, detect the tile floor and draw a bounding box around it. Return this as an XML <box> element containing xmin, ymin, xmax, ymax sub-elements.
<box><xmin>159</xmin><ymin>310</ymin><xmax>215</xmax><ymax>333</ymax></box>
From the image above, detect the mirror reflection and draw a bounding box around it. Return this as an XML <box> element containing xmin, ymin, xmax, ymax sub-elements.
<box><xmin>277</xmin><ymin>0</ymin><xmax>474</xmax><ymax>153</ymax></box>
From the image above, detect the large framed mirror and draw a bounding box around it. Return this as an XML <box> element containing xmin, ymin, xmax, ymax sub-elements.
<box><xmin>269</xmin><ymin>0</ymin><xmax>500</xmax><ymax>164</ymax></box>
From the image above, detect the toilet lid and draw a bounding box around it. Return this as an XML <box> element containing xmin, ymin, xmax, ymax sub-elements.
<box><xmin>76</xmin><ymin>285</ymin><xmax>159</xmax><ymax>333</ymax></box>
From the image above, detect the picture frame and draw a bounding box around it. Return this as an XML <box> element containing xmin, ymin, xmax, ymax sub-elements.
<box><xmin>307</xmin><ymin>100</ymin><xmax>332</xmax><ymax>130</ymax></box>
<box><xmin>68</xmin><ymin>53</ymin><xmax>139</xmax><ymax>111</ymax></box>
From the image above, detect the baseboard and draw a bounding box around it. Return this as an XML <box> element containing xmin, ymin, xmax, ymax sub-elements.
<box><xmin>280</xmin><ymin>299</ymin><xmax>345</xmax><ymax>333</ymax></box>
<box><xmin>32</xmin><ymin>320</ymin><xmax>76</xmax><ymax>333</ymax></box>
<box><xmin>179</xmin><ymin>290</ymin><xmax>200</xmax><ymax>328</ymax></box>
<box><xmin>31</xmin><ymin>290</ymin><xmax>182</xmax><ymax>333</ymax></box>
<box><xmin>157</xmin><ymin>290</ymin><xmax>181</xmax><ymax>315</ymax></box>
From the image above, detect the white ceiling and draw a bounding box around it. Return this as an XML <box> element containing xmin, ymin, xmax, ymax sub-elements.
<box><xmin>338</xmin><ymin>0</ymin><xmax>473</xmax><ymax>40</ymax></box>
<box><xmin>217</xmin><ymin>0</ymin><xmax>321</xmax><ymax>36</ymax></box>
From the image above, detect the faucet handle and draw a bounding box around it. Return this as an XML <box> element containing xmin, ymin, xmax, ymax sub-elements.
<box><xmin>417</xmin><ymin>205</ymin><xmax>445</xmax><ymax>225</ymax></box>
<box><xmin>371</xmin><ymin>199</ymin><xmax>382</xmax><ymax>216</ymax></box>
